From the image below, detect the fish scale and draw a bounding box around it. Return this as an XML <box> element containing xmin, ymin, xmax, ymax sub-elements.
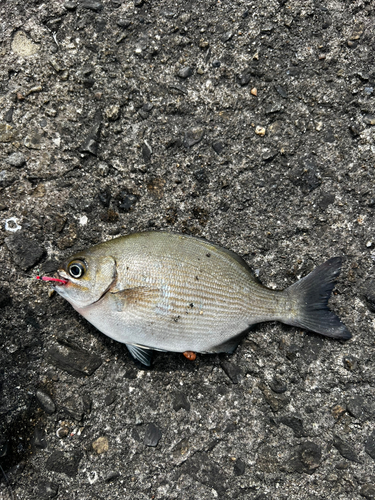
<box><xmin>48</xmin><ymin>231</ymin><xmax>351</xmax><ymax>365</ymax></box>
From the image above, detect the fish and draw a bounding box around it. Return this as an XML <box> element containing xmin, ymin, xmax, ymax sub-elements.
<box><xmin>46</xmin><ymin>231</ymin><xmax>351</xmax><ymax>366</ymax></box>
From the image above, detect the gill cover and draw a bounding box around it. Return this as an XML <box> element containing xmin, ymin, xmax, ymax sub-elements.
<box><xmin>57</xmin><ymin>255</ymin><xmax>117</xmax><ymax>309</ymax></box>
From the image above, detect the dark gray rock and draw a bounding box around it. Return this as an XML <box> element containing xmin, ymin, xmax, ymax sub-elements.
<box><xmin>172</xmin><ymin>391</ymin><xmax>190</xmax><ymax>412</ymax></box>
<box><xmin>233</xmin><ymin>458</ymin><xmax>245</xmax><ymax>476</ymax></box>
<box><xmin>184</xmin><ymin>127</ymin><xmax>204</xmax><ymax>147</ymax></box>
<box><xmin>212</xmin><ymin>140</ymin><xmax>225</xmax><ymax>154</ymax></box>
<box><xmin>178</xmin><ymin>66</ymin><xmax>193</xmax><ymax>78</ymax></box>
<box><xmin>6</xmin><ymin>152</ymin><xmax>26</xmax><ymax>167</ymax></box>
<box><xmin>32</xmin><ymin>425</ymin><xmax>47</xmax><ymax>450</ymax></box>
<box><xmin>333</xmin><ymin>435</ymin><xmax>359</xmax><ymax>463</ymax></box>
<box><xmin>289</xmin><ymin>156</ymin><xmax>321</xmax><ymax>194</ymax></box>
<box><xmin>220</xmin><ymin>360</ymin><xmax>242</xmax><ymax>384</ymax></box>
<box><xmin>0</xmin><ymin>287</ymin><xmax>12</xmax><ymax>308</ymax></box>
<box><xmin>288</xmin><ymin>441</ymin><xmax>322</xmax><ymax>474</ymax></box>
<box><xmin>46</xmin><ymin>341</ymin><xmax>102</xmax><ymax>377</ymax></box>
<box><xmin>364</xmin><ymin>281</ymin><xmax>375</xmax><ymax>313</ymax></box>
<box><xmin>269</xmin><ymin>378</ymin><xmax>287</xmax><ymax>394</ymax></box>
<box><xmin>4</xmin><ymin>233</ymin><xmax>45</xmax><ymax>270</ymax></box>
<box><xmin>179</xmin><ymin>451</ymin><xmax>227</xmax><ymax>496</ymax></box>
<box><xmin>80</xmin><ymin>109</ymin><xmax>102</xmax><ymax>155</ymax></box>
<box><xmin>46</xmin><ymin>450</ymin><xmax>83</xmax><ymax>477</ymax></box>
<box><xmin>36</xmin><ymin>389</ymin><xmax>56</xmax><ymax>414</ymax></box>
<box><xmin>343</xmin><ymin>356</ymin><xmax>358</xmax><ymax>371</ymax></box>
<box><xmin>365</xmin><ymin>430</ymin><xmax>375</xmax><ymax>460</ymax></box>
<box><xmin>144</xmin><ymin>423</ymin><xmax>162</xmax><ymax>447</ymax></box>
<box><xmin>142</xmin><ymin>141</ymin><xmax>152</xmax><ymax>162</ymax></box>
<box><xmin>62</xmin><ymin>396</ymin><xmax>84</xmax><ymax>421</ymax></box>
<box><xmin>104</xmin><ymin>390</ymin><xmax>117</xmax><ymax>406</ymax></box>
<box><xmin>279</xmin><ymin>416</ymin><xmax>305</xmax><ymax>437</ymax></box>
<box><xmin>36</xmin><ymin>481</ymin><xmax>59</xmax><ymax>499</ymax></box>
<box><xmin>275</xmin><ymin>84</ymin><xmax>288</xmax><ymax>98</ymax></box>
<box><xmin>81</xmin><ymin>0</ymin><xmax>103</xmax><ymax>11</ymax></box>
<box><xmin>116</xmin><ymin>190</ymin><xmax>139</xmax><ymax>212</ymax></box>
<box><xmin>5</xmin><ymin>107</ymin><xmax>14</xmax><ymax>122</ymax></box>
<box><xmin>346</xmin><ymin>396</ymin><xmax>368</xmax><ymax>419</ymax></box>
<box><xmin>258</xmin><ymin>382</ymin><xmax>289</xmax><ymax>412</ymax></box>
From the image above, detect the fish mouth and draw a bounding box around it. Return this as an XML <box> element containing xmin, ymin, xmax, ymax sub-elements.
<box><xmin>53</xmin><ymin>271</ymin><xmax>69</xmax><ymax>286</ymax></box>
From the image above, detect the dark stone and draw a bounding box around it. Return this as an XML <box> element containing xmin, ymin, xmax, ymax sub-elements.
<box><xmin>220</xmin><ymin>360</ymin><xmax>242</xmax><ymax>384</ymax></box>
<box><xmin>64</xmin><ymin>2</ymin><xmax>77</xmax><ymax>10</ymax></box>
<box><xmin>289</xmin><ymin>441</ymin><xmax>322</xmax><ymax>474</ymax></box>
<box><xmin>324</xmin><ymin>126</ymin><xmax>335</xmax><ymax>143</ymax></box>
<box><xmin>62</xmin><ymin>396</ymin><xmax>84</xmax><ymax>421</ymax></box>
<box><xmin>289</xmin><ymin>156</ymin><xmax>321</xmax><ymax>194</ymax></box>
<box><xmin>178</xmin><ymin>66</ymin><xmax>193</xmax><ymax>78</ymax></box>
<box><xmin>81</xmin><ymin>0</ymin><xmax>103</xmax><ymax>12</ymax></box>
<box><xmin>222</xmin><ymin>31</ymin><xmax>233</xmax><ymax>43</ymax></box>
<box><xmin>275</xmin><ymin>84</ymin><xmax>288</xmax><ymax>98</ymax></box>
<box><xmin>258</xmin><ymin>382</ymin><xmax>289</xmax><ymax>412</ymax></box>
<box><xmin>333</xmin><ymin>435</ymin><xmax>359</xmax><ymax>462</ymax></box>
<box><xmin>318</xmin><ymin>192</ymin><xmax>335</xmax><ymax>210</ymax></box>
<box><xmin>212</xmin><ymin>60</ymin><xmax>221</xmax><ymax>68</ymax></box>
<box><xmin>5</xmin><ymin>233</ymin><xmax>45</xmax><ymax>270</ymax></box>
<box><xmin>365</xmin><ymin>430</ymin><xmax>375</xmax><ymax>460</ymax></box>
<box><xmin>46</xmin><ymin>340</ymin><xmax>102</xmax><ymax>377</ymax></box>
<box><xmin>36</xmin><ymin>389</ymin><xmax>56</xmax><ymax>414</ymax></box>
<box><xmin>116</xmin><ymin>190</ymin><xmax>139</xmax><ymax>212</ymax></box>
<box><xmin>179</xmin><ymin>451</ymin><xmax>227</xmax><ymax>496</ymax></box>
<box><xmin>172</xmin><ymin>391</ymin><xmax>190</xmax><ymax>412</ymax></box>
<box><xmin>184</xmin><ymin>127</ymin><xmax>204</xmax><ymax>147</ymax></box>
<box><xmin>144</xmin><ymin>423</ymin><xmax>162</xmax><ymax>447</ymax></box>
<box><xmin>0</xmin><ymin>287</ymin><xmax>12</xmax><ymax>308</ymax></box>
<box><xmin>83</xmin><ymin>78</ymin><xmax>95</xmax><ymax>88</ymax></box>
<box><xmin>142</xmin><ymin>141</ymin><xmax>152</xmax><ymax>162</ymax></box>
<box><xmin>269</xmin><ymin>378</ymin><xmax>287</xmax><ymax>394</ymax></box>
<box><xmin>284</xmin><ymin>343</ymin><xmax>299</xmax><ymax>361</ymax></box>
<box><xmin>360</xmin><ymin>484</ymin><xmax>375</xmax><ymax>499</ymax></box>
<box><xmin>262</xmin><ymin>149</ymin><xmax>278</xmax><ymax>161</ymax></box>
<box><xmin>117</xmin><ymin>19</ymin><xmax>131</xmax><ymax>28</ymax></box>
<box><xmin>364</xmin><ymin>281</ymin><xmax>375</xmax><ymax>313</ymax></box>
<box><xmin>238</xmin><ymin>70</ymin><xmax>251</xmax><ymax>86</ymax></box>
<box><xmin>194</xmin><ymin>168</ymin><xmax>209</xmax><ymax>184</ymax></box>
<box><xmin>233</xmin><ymin>458</ymin><xmax>245</xmax><ymax>476</ymax></box>
<box><xmin>80</xmin><ymin>109</ymin><xmax>102</xmax><ymax>156</ymax></box>
<box><xmin>343</xmin><ymin>356</ymin><xmax>358</xmax><ymax>371</ymax></box>
<box><xmin>6</xmin><ymin>152</ymin><xmax>26</xmax><ymax>167</ymax></box>
<box><xmin>279</xmin><ymin>416</ymin><xmax>305</xmax><ymax>437</ymax></box>
<box><xmin>36</xmin><ymin>481</ymin><xmax>59</xmax><ymax>499</ymax></box>
<box><xmin>104</xmin><ymin>390</ymin><xmax>117</xmax><ymax>406</ymax></box>
<box><xmin>212</xmin><ymin>140</ymin><xmax>225</xmax><ymax>154</ymax></box>
<box><xmin>46</xmin><ymin>450</ymin><xmax>83</xmax><ymax>477</ymax></box>
<box><xmin>104</xmin><ymin>471</ymin><xmax>121</xmax><ymax>482</ymax></box>
<box><xmin>32</xmin><ymin>425</ymin><xmax>47</xmax><ymax>451</ymax></box>
<box><xmin>5</xmin><ymin>107</ymin><xmax>14</xmax><ymax>122</ymax></box>
<box><xmin>98</xmin><ymin>186</ymin><xmax>111</xmax><ymax>207</ymax></box>
<box><xmin>82</xmin><ymin>393</ymin><xmax>92</xmax><ymax>413</ymax></box>
<box><xmin>346</xmin><ymin>396</ymin><xmax>368</xmax><ymax>419</ymax></box>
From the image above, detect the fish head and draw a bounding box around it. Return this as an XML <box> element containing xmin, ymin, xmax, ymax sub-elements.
<box><xmin>53</xmin><ymin>249</ymin><xmax>117</xmax><ymax>309</ymax></box>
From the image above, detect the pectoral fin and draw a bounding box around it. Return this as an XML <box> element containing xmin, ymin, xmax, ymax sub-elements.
<box><xmin>126</xmin><ymin>344</ymin><xmax>154</xmax><ymax>366</ymax></box>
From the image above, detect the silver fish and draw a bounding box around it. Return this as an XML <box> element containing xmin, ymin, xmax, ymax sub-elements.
<box><xmin>51</xmin><ymin>231</ymin><xmax>351</xmax><ymax>365</ymax></box>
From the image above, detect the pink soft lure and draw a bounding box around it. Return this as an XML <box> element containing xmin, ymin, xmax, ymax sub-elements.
<box><xmin>36</xmin><ymin>276</ymin><xmax>68</xmax><ymax>285</ymax></box>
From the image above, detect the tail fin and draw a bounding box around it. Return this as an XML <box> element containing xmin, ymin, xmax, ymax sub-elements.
<box><xmin>284</xmin><ymin>257</ymin><xmax>351</xmax><ymax>340</ymax></box>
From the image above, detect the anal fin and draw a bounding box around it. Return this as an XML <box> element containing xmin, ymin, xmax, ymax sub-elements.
<box><xmin>126</xmin><ymin>344</ymin><xmax>153</xmax><ymax>366</ymax></box>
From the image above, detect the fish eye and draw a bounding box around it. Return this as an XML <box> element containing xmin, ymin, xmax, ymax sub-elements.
<box><xmin>68</xmin><ymin>260</ymin><xmax>86</xmax><ymax>279</ymax></box>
